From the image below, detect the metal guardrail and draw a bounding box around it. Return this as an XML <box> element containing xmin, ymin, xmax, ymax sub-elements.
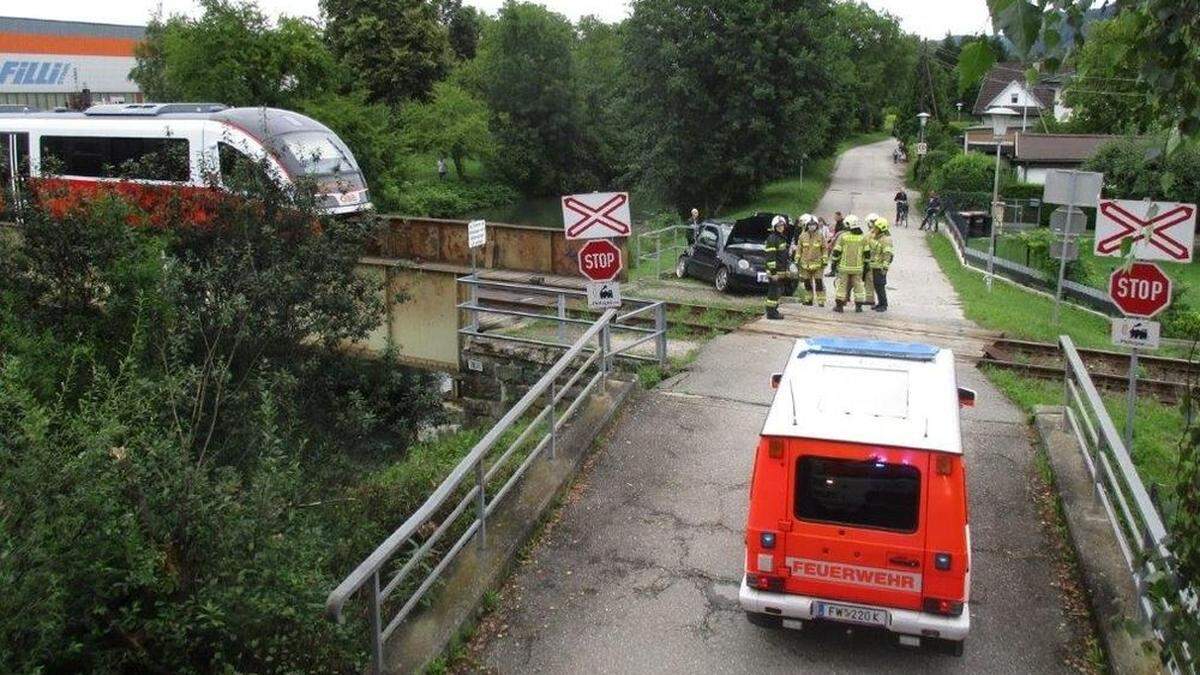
<box><xmin>943</xmin><ymin>210</ymin><xmax>1120</xmax><ymax>315</ymax></box>
<box><xmin>633</xmin><ymin>223</ymin><xmax>691</xmax><ymax>279</ymax></box>
<box><xmin>457</xmin><ymin>274</ymin><xmax>668</xmax><ymax>366</ymax></box>
<box><xmin>326</xmin><ymin>306</ymin><xmax>624</xmax><ymax>673</ymax></box>
<box><xmin>1060</xmin><ymin>336</ymin><xmax>1194</xmax><ymax>672</ymax></box>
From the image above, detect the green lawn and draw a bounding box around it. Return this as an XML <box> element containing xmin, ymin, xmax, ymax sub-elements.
<box><xmin>968</xmin><ymin>233</ymin><xmax>1200</xmax><ymax>292</ymax></box>
<box><xmin>981</xmin><ymin>365</ymin><xmax>1184</xmax><ymax>498</ymax></box>
<box><xmin>929</xmin><ymin>233</ymin><xmax>1115</xmax><ymax>349</ymax></box>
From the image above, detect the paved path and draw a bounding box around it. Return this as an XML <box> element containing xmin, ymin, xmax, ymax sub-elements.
<box><xmin>473</xmin><ymin>140</ymin><xmax>1085</xmax><ymax>673</ymax></box>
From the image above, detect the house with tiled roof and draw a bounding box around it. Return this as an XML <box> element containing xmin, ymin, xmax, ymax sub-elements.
<box><xmin>963</xmin><ymin>63</ymin><xmax>1074</xmax><ymax>155</ymax></box>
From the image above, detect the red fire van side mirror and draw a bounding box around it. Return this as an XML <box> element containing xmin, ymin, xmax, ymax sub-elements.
<box><xmin>770</xmin><ymin>373</ymin><xmax>783</xmax><ymax>389</ymax></box>
<box><xmin>958</xmin><ymin>387</ymin><xmax>977</xmax><ymax>408</ymax></box>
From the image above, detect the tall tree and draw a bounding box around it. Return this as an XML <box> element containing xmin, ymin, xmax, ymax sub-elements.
<box><xmin>399</xmin><ymin>81</ymin><xmax>494</xmax><ymax>178</ymax></box>
<box><xmin>624</xmin><ymin>0</ymin><xmax>844</xmax><ymax>214</ymax></box>
<box><xmin>438</xmin><ymin>0</ymin><xmax>484</xmax><ymax>61</ymax></box>
<box><xmin>1061</xmin><ymin>14</ymin><xmax>1156</xmax><ymax>134</ymax></box>
<box><xmin>573</xmin><ymin>16</ymin><xmax>630</xmax><ymax>185</ymax></box>
<box><xmin>130</xmin><ymin>0</ymin><xmax>338</xmax><ymax>108</ymax></box>
<box><xmin>321</xmin><ymin>0</ymin><xmax>452</xmax><ymax>105</ymax></box>
<box><xmin>474</xmin><ymin>2</ymin><xmax>590</xmax><ymax>194</ymax></box>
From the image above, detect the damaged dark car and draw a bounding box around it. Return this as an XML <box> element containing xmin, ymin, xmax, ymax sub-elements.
<box><xmin>676</xmin><ymin>212</ymin><xmax>798</xmax><ymax>294</ymax></box>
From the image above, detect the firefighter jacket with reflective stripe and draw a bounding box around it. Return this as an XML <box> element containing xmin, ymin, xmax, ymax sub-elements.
<box><xmin>794</xmin><ymin>231</ymin><xmax>827</xmax><ymax>271</ymax></box>
<box><xmin>833</xmin><ymin>231</ymin><xmax>866</xmax><ymax>273</ymax></box>
<box><xmin>871</xmin><ymin>233</ymin><xmax>894</xmax><ymax>271</ymax></box>
<box><xmin>764</xmin><ymin>232</ymin><xmax>790</xmax><ymax>273</ymax></box>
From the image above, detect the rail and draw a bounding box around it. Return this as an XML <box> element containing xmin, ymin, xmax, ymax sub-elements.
<box><xmin>326</xmin><ymin>307</ymin><xmax>622</xmax><ymax>673</ymax></box>
<box><xmin>633</xmin><ymin>223</ymin><xmax>691</xmax><ymax>280</ymax></box>
<box><xmin>1059</xmin><ymin>335</ymin><xmax>1194</xmax><ymax>671</ymax></box>
<box><xmin>457</xmin><ymin>274</ymin><xmax>668</xmax><ymax>366</ymax></box>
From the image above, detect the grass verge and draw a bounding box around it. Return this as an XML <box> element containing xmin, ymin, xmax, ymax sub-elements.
<box><xmin>928</xmin><ymin>232</ymin><xmax>1115</xmax><ymax>348</ymax></box>
<box><xmin>981</xmin><ymin>364</ymin><xmax>1183</xmax><ymax>500</ymax></box>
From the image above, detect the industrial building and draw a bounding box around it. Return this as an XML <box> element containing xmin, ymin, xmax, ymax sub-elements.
<box><xmin>0</xmin><ymin>16</ymin><xmax>144</xmax><ymax>110</ymax></box>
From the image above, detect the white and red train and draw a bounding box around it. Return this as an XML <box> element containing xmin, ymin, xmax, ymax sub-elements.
<box><xmin>0</xmin><ymin>102</ymin><xmax>372</xmax><ymax>216</ymax></box>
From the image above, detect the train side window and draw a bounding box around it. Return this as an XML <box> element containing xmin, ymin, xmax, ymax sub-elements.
<box><xmin>218</xmin><ymin>141</ymin><xmax>271</xmax><ymax>187</ymax></box>
<box><xmin>39</xmin><ymin>136</ymin><xmax>188</xmax><ymax>181</ymax></box>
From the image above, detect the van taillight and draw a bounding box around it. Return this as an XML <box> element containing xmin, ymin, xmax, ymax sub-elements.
<box><xmin>746</xmin><ymin>573</ymin><xmax>785</xmax><ymax>593</ymax></box>
<box><xmin>922</xmin><ymin>598</ymin><xmax>964</xmax><ymax>617</ymax></box>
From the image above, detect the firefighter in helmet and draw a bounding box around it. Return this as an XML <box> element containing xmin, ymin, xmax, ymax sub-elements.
<box><xmin>862</xmin><ymin>212</ymin><xmax>880</xmax><ymax>306</ymax></box>
<box><xmin>831</xmin><ymin>215</ymin><xmax>867</xmax><ymax>313</ymax></box>
<box><xmin>763</xmin><ymin>215</ymin><xmax>790</xmax><ymax>320</ymax></box>
<box><xmin>869</xmin><ymin>217</ymin><xmax>894</xmax><ymax>312</ymax></box>
<box><xmin>794</xmin><ymin>214</ymin><xmax>827</xmax><ymax>306</ymax></box>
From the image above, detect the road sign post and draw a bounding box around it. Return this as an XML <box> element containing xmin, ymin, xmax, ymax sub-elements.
<box><xmin>1108</xmin><ymin>262</ymin><xmax>1172</xmax><ymax>450</ymax></box>
<box><xmin>1043</xmin><ymin>170</ymin><xmax>1103</xmax><ymax>323</ymax></box>
<box><xmin>467</xmin><ymin>219</ymin><xmax>486</xmax><ymax>275</ymax></box>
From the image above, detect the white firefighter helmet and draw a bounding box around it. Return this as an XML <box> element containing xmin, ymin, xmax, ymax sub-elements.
<box><xmin>771</xmin><ymin>215</ymin><xmax>788</xmax><ymax>229</ymax></box>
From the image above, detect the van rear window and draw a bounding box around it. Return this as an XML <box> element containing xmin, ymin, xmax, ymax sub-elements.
<box><xmin>794</xmin><ymin>456</ymin><xmax>920</xmax><ymax>532</ymax></box>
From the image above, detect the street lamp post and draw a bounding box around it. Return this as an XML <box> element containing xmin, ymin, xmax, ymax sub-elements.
<box><xmin>984</xmin><ymin>106</ymin><xmax>1019</xmax><ymax>293</ymax></box>
<box><xmin>956</xmin><ymin>101</ymin><xmax>963</xmax><ymax>121</ymax></box>
<box><xmin>917</xmin><ymin>111</ymin><xmax>930</xmax><ymax>145</ymax></box>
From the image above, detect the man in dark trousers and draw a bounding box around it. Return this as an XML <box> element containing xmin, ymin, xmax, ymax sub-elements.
<box><xmin>921</xmin><ymin>192</ymin><xmax>942</xmax><ymax>231</ymax></box>
<box><xmin>763</xmin><ymin>215</ymin><xmax>790</xmax><ymax>320</ymax></box>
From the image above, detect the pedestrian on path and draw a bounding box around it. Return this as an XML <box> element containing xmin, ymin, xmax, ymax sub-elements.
<box><xmin>831</xmin><ymin>215</ymin><xmax>867</xmax><ymax>313</ymax></box>
<box><xmin>920</xmin><ymin>192</ymin><xmax>942</xmax><ymax>231</ymax></box>
<box><xmin>794</xmin><ymin>215</ymin><xmax>827</xmax><ymax>306</ymax></box>
<box><xmin>763</xmin><ymin>215</ymin><xmax>790</xmax><ymax>320</ymax></box>
<box><xmin>894</xmin><ymin>189</ymin><xmax>909</xmax><ymax>227</ymax></box>
<box><xmin>869</xmin><ymin>217</ymin><xmax>894</xmax><ymax>312</ymax></box>
<box><xmin>686</xmin><ymin>207</ymin><xmax>701</xmax><ymax>244</ymax></box>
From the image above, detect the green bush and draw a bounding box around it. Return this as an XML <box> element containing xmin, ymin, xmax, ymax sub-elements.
<box><xmin>388</xmin><ymin>180</ymin><xmax>519</xmax><ymax>218</ymax></box>
<box><xmin>0</xmin><ymin>163</ymin><xmax>445</xmax><ymax>672</ymax></box>
<box><xmin>934</xmin><ymin>152</ymin><xmax>1008</xmax><ymax>193</ymax></box>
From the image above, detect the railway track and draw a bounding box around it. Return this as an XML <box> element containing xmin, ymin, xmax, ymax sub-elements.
<box><xmin>476</xmin><ymin>289</ymin><xmax>756</xmax><ymax>334</ymax></box>
<box><xmin>980</xmin><ymin>338</ymin><xmax>1197</xmax><ymax>402</ymax></box>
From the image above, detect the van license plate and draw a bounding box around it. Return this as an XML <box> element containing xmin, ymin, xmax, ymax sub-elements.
<box><xmin>757</xmin><ymin>272</ymin><xmax>769</xmax><ymax>283</ymax></box>
<box><xmin>814</xmin><ymin>602</ymin><xmax>888</xmax><ymax>627</ymax></box>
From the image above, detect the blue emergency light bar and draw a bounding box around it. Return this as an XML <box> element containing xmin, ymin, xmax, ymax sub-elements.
<box><xmin>799</xmin><ymin>337</ymin><xmax>939</xmax><ymax>362</ymax></box>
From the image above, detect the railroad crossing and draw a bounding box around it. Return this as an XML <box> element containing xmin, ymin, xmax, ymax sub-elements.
<box><xmin>468</xmin><ymin>139</ymin><xmax>1090</xmax><ymax>672</ymax></box>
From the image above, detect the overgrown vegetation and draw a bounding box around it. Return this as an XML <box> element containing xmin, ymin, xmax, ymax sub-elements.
<box><xmin>0</xmin><ymin>159</ymin><xmax>446</xmax><ymax>672</ymax></box>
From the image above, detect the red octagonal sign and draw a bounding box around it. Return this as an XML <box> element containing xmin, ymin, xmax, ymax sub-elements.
<box><xmin>578</xmin><ymin>239</ymin><xmax>622</xmax><ymax>282</ymax></box>
<box><xmin>1109</xmin><ymin>262</ymin><xmax>1172</xmax><ymax>318</ymax></box>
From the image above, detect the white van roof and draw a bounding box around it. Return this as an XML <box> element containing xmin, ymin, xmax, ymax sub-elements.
<box><xmin>761</xmin><ymin>337</ymin><xmax>963</xmax><ymax>454</ymax></box>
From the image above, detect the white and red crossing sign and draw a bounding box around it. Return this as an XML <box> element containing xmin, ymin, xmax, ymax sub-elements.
<box><xmin>1095</xmin><ymin>199</ymin><xmax>1196</xmax><ymax>262</ymax></box>
<box><xmin>577</xmin><ymin>239</ymin><xmax>622</xmax><ymax>282</ymax></box>
<box><xmin>562</xmin><ymin>192</ymin><xmax>631</xmax><ymax>240</ymax></box>
<box><xmin>1109</xmin><ymin>262</ymin><xmax>1172</xmax><ymax>318</ymax></box>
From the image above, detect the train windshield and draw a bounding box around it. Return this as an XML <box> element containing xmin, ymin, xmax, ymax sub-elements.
<box><xmin>276</xmin><ymin>132</ymin><xmax>361</xmax><ymax>177</ymax></box>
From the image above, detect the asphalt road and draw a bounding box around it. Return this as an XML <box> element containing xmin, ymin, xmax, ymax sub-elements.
<box><xmin>472</xmin><ymin>140</ymin><xmax>1086</xmax><ymax>674</ymax></box>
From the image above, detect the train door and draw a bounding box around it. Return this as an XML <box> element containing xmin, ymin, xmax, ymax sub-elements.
<box><xmin>1</xmin><ymin>131</ymin><xmax>30</xmax><ymax>214</ymax></box>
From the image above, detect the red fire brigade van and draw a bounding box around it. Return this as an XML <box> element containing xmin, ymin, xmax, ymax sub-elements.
<box><xmin>740</xmin><ymin>337</ymin><xmax>975</xmax><ymax>656</ymax></box>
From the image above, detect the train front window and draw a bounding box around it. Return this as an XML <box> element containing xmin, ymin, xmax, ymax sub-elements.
<box><xmin>277</xmin><ymin>132</ymin><xmax>359</xmax><ymax>176</ymax></box>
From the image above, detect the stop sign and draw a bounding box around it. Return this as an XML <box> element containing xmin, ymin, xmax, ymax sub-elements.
<box><xmin>578</xmin><ymin>239</ymin><xmax>622</xmax><ymax>282</ymax></box>
<box><xmin>1109</xmin><ymin>262</ymin><xmax>1172</xmax><ymax>318</ymax></box>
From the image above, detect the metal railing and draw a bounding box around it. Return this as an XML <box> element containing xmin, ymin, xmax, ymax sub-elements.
<box><xmin>1060</xmin><ymin>336</ymin><xmax>1194</xmax><ymax>671</ymax></box>
<box><xmin>458</xmin><ymin>274</ymin><xmax>668</xmax><ymax>366</ymax></box>
<box><xmin>633</xmin><ymin>223</ymin><xmax>691</xmax><ymax>280</ymax></box>
<box><xmin>326</xmin><ymin>307</ymin><xmax>623</xmax><ymax>673</ymax></box>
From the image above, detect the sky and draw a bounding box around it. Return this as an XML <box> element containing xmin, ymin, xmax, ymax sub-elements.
<box><xmin>6</xmin><ymin>0</ymin><xmax>993</xmax><ymax>40</ymax></box>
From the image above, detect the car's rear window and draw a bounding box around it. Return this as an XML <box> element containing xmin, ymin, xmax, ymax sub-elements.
<box><xmin>794</xmin><ymin>456</ymin><xmax>920</xmax><ymax>532</ymax></box>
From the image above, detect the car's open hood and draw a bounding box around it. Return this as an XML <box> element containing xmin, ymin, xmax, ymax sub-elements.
<box><xmin>728</xmin><ymin>213</ymin><xmax>784</xmax><ymax>246</ymax></box>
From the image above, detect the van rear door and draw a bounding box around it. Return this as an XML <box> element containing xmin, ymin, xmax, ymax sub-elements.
<box><xmin>783</xmin><ymin>439</ymin><xmax>928</xmax><ymax>612</ymax></box>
